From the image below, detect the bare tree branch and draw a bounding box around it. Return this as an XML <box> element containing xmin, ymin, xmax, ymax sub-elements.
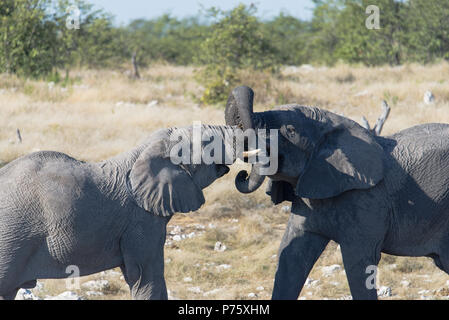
<box><xmin>373</xmin><ymin>100</ymin><xmax>391</xmax><ymax>136</ymax></box>
<box><xmin>360</xmin><ymin>100</ymin><xmax>391</xmax><ymax>136</ymax></box>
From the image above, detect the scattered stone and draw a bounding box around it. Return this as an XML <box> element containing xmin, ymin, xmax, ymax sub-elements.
<box><xmin>183</xmin><ymin>277</ymin><xmax>193</xmax><ymax>283</ymax></box>
<box><xmin>82</xmin><ymin>280</ymin><xmax>109</xmax><ymax>291</ymax></box>
<box><xmin>147</xmin><ymin>100</ymin><xmax>158</xmax><ymax>107</ymax></box>
<box><xmin>48</xmin><ymin>291</ymin><xmax>83</xmax><ymax>300</ymax></box>
<box><xmin>424</xmin><ymin>91</ymin><xmax>435</xmax><ymax>104</ymax></box>
<box><xmin>281</xmin><ymin>206</ymin><xmax>291</xmax><ymax>213</ymax></box>
<box><xmin>305</xmin><ymin>278</ymin><xmax>320</xmax><ymax>288</ymax></box>
<box><xmin>330</xmin><ymin>281</ymin><xmax>340</xmax><ymax>287</ymax></box>
<box><xmin>165</xmin><ymin>258</ymin><xmax>172</xmax><ymax>264</ymax></box>
<box><xmin>85</xmin><ymin>291</ymin><xmax>104</xmax><ymax>297</ymax></box>
<box><xmin>400</xmin><ymin>280</ymin><xmax>410</xmax><ymax>287</ymax></box>
<box><xmin>186</xmin><ymin>232</ymin><xmax>196</xmax><ymax>239</ymax></box>
<box><xmin>187</xmin><ymin>287</ymin><xmax>202</xmax><ymax>294</ymax></box>
<box><xmin>208</xmin><ymin>223</ymin><xmax>216</xmax><ymax>229</ymax></box>
<box><xmin>100</xmin><ymin>270</ymin><xmax>122</xmax><ymax>277</ymax></box>
<box><xmin>173</xmin><ymin>235</ymin><xmax>182</xmax><ymax>242</ymax></box>
<box><xmin>216</xmin><ymin>264</ymin><xmax>232</xmax><ymax>272</ymax></box>
<box><xmin>203</xmin><ymin>289</ymin><xmax>223</xmax><ymax>297</ymax></box>
<box><xmin>377</xmin><ymin>286</ymin><xmax>392</xmax><ymax>297</ymax></box>
<box><xmin>354</xmin><ymin>90</ymin><xmax>369</xmax><ymax>97</ymax></box>
<box><xmin>170</xmin><ymin>225</ymin><xmax>182</xmax><ymax>235</ymax></box>
<box><xmin>16</xmin><ymin>289</ymin><xmax>39</xmax><ymax>300</ymax></box>
<box><xmin>256</xmin><ymin>286</ymin><xmax>265</xmax><ymax>292</ymax></box>
<box><xmin>418</xmin><ymin>289</ymin><xmax>430</xmax><ymax>295</ymax></box>
<box><xmin>214</xmin><ymin>241</ymin><xmax>227</xmax><ymax>252</ymax></box>
<box><xmin>248</xmin><ymin>293</ymin><xmax>257</xmax><ymax>298</ymax></box>
<box><xmin>321</xmin><ymin>264</ymin><xmax>342</xmax><ymax>276</ymax></box>
<box><xmin>271</xmin><ymin>255</ymin><xmax>277</xmax><ymax>260</ymax></box>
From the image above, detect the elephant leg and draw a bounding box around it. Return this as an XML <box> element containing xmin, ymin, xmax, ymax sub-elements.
<box><xmin>120</xmin><ymin>218</ymin><xmax>168</xmax><ymax>300</ymax></box>
<box><xmin>272</xmin><ymin>215</ymin><xmax>330</xmax><ymax>300</ymax></box>
<box><xmin>340</xmin><ymin>244</ymin><xmax>381</xmax><ymax>300</ymax></box>
<box><xmin>0</xmin><ymin>289</ymin><xmax>18</xmax><ymax>300</ymax></box>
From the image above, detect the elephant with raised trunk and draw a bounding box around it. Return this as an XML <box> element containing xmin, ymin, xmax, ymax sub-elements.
<box><xmin>0</xmin><ymin>124</ymin><xmax>242</xmax><ymax>300</ymax></box>
<box><xmin>226</xmin><ymin>86</ymin><xmax>449</xmax><ymax>300</ymax></box>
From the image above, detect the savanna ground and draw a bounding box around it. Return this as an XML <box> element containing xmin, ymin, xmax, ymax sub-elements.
<box><xmin>1</xmin><ymin>63</ymin><xmax>449</xmax><ymax>300</ymax></box>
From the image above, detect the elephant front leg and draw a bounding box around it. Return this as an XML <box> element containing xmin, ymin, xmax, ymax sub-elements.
<box><xmin>120</xmin><ymin>220</ymin><xmax>168</xmax><ymax>300</ymax></box>
<box><xmin>272</xmin><ymin>215</ymin><xmax>330</xmax><ymax>300</ymax></box>
<box><xmin>120</xmin><ymin>262</ymin><xmax>167</xmax><ymax>300</ymax></box>
<box><xmin>340</xmin><ymin>244</ymin><xmax>381</xmax><ymax>300</ymax></box>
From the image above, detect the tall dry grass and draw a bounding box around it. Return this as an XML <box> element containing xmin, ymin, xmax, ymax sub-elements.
<box><xmin>1</xmin><ymin>62</ymin><xmax>449</xmax><ymax>300</ymax></box>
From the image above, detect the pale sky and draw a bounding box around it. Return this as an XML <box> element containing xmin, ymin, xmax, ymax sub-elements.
<box><xmin>89</xmin><ymin>0</ymin><xmax>315</xmax><ymax>25</ymax></box>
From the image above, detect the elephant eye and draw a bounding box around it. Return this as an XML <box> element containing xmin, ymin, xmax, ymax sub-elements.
<box><xmin>286</xmin><ymin>125</ymin><xmax>296</xmax><ymax>137</ymax></box>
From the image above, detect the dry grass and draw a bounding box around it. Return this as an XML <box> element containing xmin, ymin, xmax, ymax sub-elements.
<box><xmin>2</xmin><ymin>62</ymin><xmax>449</xmax><ymax>300</ymax></box>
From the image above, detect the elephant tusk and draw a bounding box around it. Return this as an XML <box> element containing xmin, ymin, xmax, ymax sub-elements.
<box><xmin>242</xmin><ymin>149</ymin><xmax>262</xmax><ymax>158</ymax></box>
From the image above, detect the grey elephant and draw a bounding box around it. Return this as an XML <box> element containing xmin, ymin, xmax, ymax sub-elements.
<box><xmin>0</xmin><ymin>124</ymin><xmax>240</xmax><ymax>300</ymax></box>
<box><xmin>225</xmin><ymin>86</ymin><xmax>449</xmax><ymax>300</ymax></box>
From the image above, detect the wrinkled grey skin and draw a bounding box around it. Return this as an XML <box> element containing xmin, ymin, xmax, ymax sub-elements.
<box><xmin>0</xmin><ymin>125</ymin><xmax>236</xmax><ymax>300</ymax></box>
<box><xmin>226</xmin><ymin>86</ymin><xmax>449</xmax><ymax>300</ymax></box>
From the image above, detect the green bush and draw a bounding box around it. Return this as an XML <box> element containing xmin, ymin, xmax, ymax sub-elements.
<box><xmin>195</xmin><ymin>4</ymin><xmax>278</xmax><ymax>105</ymax></box>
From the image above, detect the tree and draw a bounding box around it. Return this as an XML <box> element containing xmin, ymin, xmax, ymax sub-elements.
<box><xmin>0</xmin><ymin>0</ymin><xmax>56</xmax><ymax>77</ymax></box>
<box><xmin>405</xmin><ymin>0</ymin><xmax>449</xmax><ymax>62</ymax></box>
<box><xmin>196</xmin><ymin>4</ymin><xmax>277</xmax><ymax>104</ymax></box>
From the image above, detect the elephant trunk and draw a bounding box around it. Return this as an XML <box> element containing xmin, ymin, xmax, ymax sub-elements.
<box><xmin>235</xmin><ymin>163</ymin><xmax>265</xmax><ymax>194</ymax></box>
<box><xmin>225</xmin><ymin>86</ymin><xmax>266</xmax><ymax>194</ymax></box>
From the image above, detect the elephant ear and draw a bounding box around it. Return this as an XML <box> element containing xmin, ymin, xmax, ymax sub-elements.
<box><xmin>296</xmin><ymin>124</ymin><xmax>384</xmax><ymax>199</ymax></box>
<box><xmin>266</xmin><ymin>179</ymin><xmax>295</xmax><ymax>205</ymax></box>
<box><xmin>127</xmin><ymin>146</ymin><xmax>205</xmax><ymax>217</ymax></box>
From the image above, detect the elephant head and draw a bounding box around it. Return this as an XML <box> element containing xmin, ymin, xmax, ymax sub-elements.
<box><xmin>127</xmin><ymin>125</ymin><xmax>244</xmax><ymax>216</ymax></box>
<box><xmin>225</xmin><ymin>86</ymin><xmax>385</xmax><ymax>201</ymax></box>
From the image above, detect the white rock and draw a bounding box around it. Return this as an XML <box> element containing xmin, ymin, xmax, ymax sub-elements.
<box><xmin>216</xmin><ymin>264</ymin><xmax>232</xmax><ymax>271</ymax></box>
<box><xmin>203</xmin><ymin>288</ymin><xmax>223</xmax><ymax>297</ymax></box>
<box><xmin>354</xmin><ymin>90</ymin><xmax>369</xmax><ymax>97</ymax></box>
<box><xmin>377</xmin><ymin>286</ymin><xmax>392</xmax><ymax>297</ymax></box>
<box><xmin>248</xmin><ymin>293</ymin><xmax>257</xmax><ymax>298</ymax></box>
<box><xmin>271</xmin><ymin>254</ymin><xmax>277</xmax><ymax>259</ymax></box>
<box><xmin>173</xmin><ymin>235</ymin><xmax>182</xmax><ymax>242</ymax></box>
<box><xmin>82</xmin><ymin>280</ymin><xmax>109</xmax><ymax>291</ymax></box>
<box><xmin>183</xmin><ymin>277</ymin><xmax>193</xmax><ymax>283</ymax></box>
<box><xmin>16</xmin><ymin>289</ymin><xmax>39</xmax><ymax>300</ymax></box>
<box><xmin>85</xmin><ymin>291</ymin><xmax>104</xmax><ymax>297</ymax></box>
<box><xmin>330</xmin><ymin>281</ymin><xmax>340</xmax><ymax>286</ymax></box>
<box><xmin>321</xmin><ymin>265</ymin><xmax>341</xmax><ymax>276</ymax></box>
<box><xmin>147</xmin><ymin>100</ymin><xmax>159</xmax><ymax>107</ymax></box>
<box><xmin>170</xmin><ymin>225</ymin><xmax>182</xmax><ymax>235</ymax></box>
<box><xmin>305</xmin><ymin>278</ymin><xmax>320</xmax><ymax>288</ymax></box>
<box><xmin>187</xmin><ymin>287</ymin><xmax>202</xmax><ymax>294</ymax></box>
<box><xmin>48</xmin><ymin>291</ymin><xmax>83</xmax><ymax>300</ymax></box>
<box><xmin>281</xmin><ymin>206</ymin><xmax>291</xmax><ymax>213</ymax></box>
<box><xmin>256</xmin><ymin>286</ymin><xmax>265</xmax><ymax>292</ymax></box>
<box><xmin>208</xmin><ymin>223</ymin><xmax>216</xmax><ymax>229</ymax></box>
<box><xmin>214</xmin><ymin>241</ymin><xmax>227</xmax><ymax>252</ymax></box>
<box><xmin>400</xmin><ymin>280</ymin><xmax>410</xmax><ymax>287</ymax></box>
<box><xmin>424</xmin><ymin>91</ymin><xmax>435</xmax><ymax>104</ymax></box>
<box><xmin>418</xmin><ymin>289</ymin><xmax>430</xmax><ymax>295</ymax></box>
<box><xmin>187</xmin><ymin>232</ymin><xmax>196</xmax><ymax>239</ymax></box>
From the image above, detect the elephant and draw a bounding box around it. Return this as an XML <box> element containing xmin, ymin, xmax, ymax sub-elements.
<box><xmin>0</xmin><ymin>124</ymin><xmax>241</xmax><ymax>300</ymax></box>
<box><xmin>225</xmin><ymin>86</ymin><xmax>449</xmax><ymax>300</ymax></box>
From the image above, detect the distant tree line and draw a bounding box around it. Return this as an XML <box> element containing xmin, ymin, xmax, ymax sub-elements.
<box><xmin>0</xmin><ymin>0</ymin><xmax>448</xmax><ymax>99</ymax></box>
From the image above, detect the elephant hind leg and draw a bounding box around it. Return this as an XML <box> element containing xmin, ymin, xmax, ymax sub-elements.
<box><xmin>0</xmin><ymin>289</ymin><xmax>18</xmax><ymax>300</ymax></box>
